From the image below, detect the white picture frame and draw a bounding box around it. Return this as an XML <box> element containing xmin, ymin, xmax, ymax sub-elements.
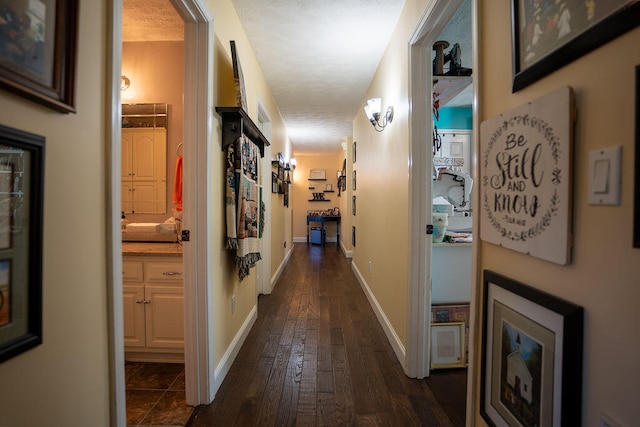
<box><xmin>430</xmin><ymin>322</ymin><xmax>466</xmax><ymax>369</ymax></box>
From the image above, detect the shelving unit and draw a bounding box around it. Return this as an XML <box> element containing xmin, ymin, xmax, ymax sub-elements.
<box><xmin>215</xmin><ymin>106</ymin><xmax>270</xmax><ymax>157</ymax></box>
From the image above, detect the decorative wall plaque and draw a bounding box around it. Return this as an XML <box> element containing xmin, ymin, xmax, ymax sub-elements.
<box><xmin>480</xmin><ymin>87</ymin><xmax>574</xmax><ymax>265</ymax></box>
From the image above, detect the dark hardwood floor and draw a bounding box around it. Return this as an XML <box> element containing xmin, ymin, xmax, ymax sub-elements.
<box><xmin>188</xmin><ymin>244</ymin><xmax>466</xmax><ymax>426</ymax></box>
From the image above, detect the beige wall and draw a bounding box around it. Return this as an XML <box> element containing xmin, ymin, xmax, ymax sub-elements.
<box><xmin>0</xmin><ymin>2</ymin><xmax>110</xmax><ymax>426</ymax></box>
<box><xmin>351</xmin><ymin>0</ymin><xmax>425</xmax><ymax>353</ymax></box>
<box><xmin>474</xmin><ymin>4</ymin><xmax>640</xmax><ymax>425</ymax></box>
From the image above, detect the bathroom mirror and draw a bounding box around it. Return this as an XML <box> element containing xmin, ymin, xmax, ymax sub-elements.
<box><xmin>121</xmin><ymin>103</ymin><xmax>168</xmax><ymax>214</ymax></box>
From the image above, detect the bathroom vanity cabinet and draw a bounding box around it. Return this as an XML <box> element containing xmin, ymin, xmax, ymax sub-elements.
<box><xmin>122</xmin><ymin>245</ymin><xmax>183</xmax><ymax>362</ymax></box>
<box><xmin>121</xmin><ymin>127</ymin><xmax>167</xmax><ymax>214</ymax></box>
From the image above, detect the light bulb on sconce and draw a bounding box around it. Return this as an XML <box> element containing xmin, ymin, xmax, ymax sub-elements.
<box><xmin>364</xmin><ymin>97</ymin><xmax>394</xmax><ymax>132</ymax></box>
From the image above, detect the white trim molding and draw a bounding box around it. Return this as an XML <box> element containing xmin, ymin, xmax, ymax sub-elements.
<box><xmin>351</xmin><ymin>263</ymin><xmax>406</xmax><ymax>365</ymax></box>
<box><xmin>213</xmin><ymin>306</ymin><xmax>258</xmax><ymax>393</ymax></box>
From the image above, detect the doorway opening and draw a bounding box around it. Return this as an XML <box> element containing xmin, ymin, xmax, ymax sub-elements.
<box><xmin>109</xmin><ymin>0</ymin><xmax>214</xmax><ymax>424</ymax></box>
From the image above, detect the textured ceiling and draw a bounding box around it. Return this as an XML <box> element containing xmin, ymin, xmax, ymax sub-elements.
<box><xmin>122</xmin><ymin>0</ymin><xmax>183</xmax><ymax>42</ymax></box>
<box><xmin>122</xmin><ymin>0</ymin><xmax>471</xmax><ymax>155</ymax></box>
<box><xmin>231</xmin><ymin>0</ymin><xmax>406</xmax><ymax>154</ymax></box>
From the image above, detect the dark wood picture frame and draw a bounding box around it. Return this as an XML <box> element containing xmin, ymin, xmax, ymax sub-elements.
<box><xmin>634</xmin><ymin>64</ymin><xmax>640</xmax><ymax>248</ymax></box>
<box><xmin>353</xmin><ymin>140</ymin><xmax>356</xmax><ymax>163</ymax></box>
<box><xmin>230</xmin><ymin>40</ymin><xmax>248</xmax><ymax>112</ymax></box>
<box><xmin>511</xmin><ymin>0</ymin><xmax>640</xmax><ymax>92</ymax></box>
<box><xmin>481</xmin><ymin>270</ymin><xmax>583</xmax><ymax>426</ymax></box>
<box><xmin>0</xmin><ymin>124</ymin><xmax>44</xmax><ymax>364</ymax></box>
<box><xmin>0</xmin><ymin>0</ymin><xmax>79</xmax><ymax>113</ymax></box>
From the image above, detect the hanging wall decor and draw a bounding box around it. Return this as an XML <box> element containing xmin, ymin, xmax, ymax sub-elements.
<box><xmin>480</xmin><ymin>86</ymin><xmax>574</xmax><ymax>265</ymax></box>
<box><xmin>480</xmin><ymin>270</ymin><xmax>583</xmax><ymax>426</ymax></box>
<box><xmin>230</xmin><ymin>41</ymin><xmax>248</xmax><ymax>111</ymax></box>
<box><xmin>0</xmin><ymin>125</ymin><xmax>44</xmax><ymax>363</ymax></box>
<box><xmin>511</xmin><ymin>1</ymin><xmax>640</xmax><ymax>91</ymax></box>
<box><xmin>0</xmin><ymin>0</ymin><xmax>79</xmax><ymax>113</ymax></box>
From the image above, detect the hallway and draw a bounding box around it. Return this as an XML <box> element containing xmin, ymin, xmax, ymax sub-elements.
<box><xmin>188</xmin><ymin>244</ymin><xmax>466</xmax><ymax>426</ymax></box>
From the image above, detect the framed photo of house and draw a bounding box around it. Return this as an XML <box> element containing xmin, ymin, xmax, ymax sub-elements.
<box><xmin>0</xmin><ymin>0</ymin><xmax>79</xmax><ymax>113</ymax></box>
<box><xmin>511</xmin><ymin>0</ymin><xmax>640</xmax><ymax>92</ymax></box>
<box><xmin>481</xmin><ymin>270</ymin><xmax>583</xmax><ymax>427</ymax></box>
<box><xmin>0</xmin><ymin>124</ymin><xmax>44</xmax><ymax>364</ymax></box>
<box><xmin>430</xmin><ymin>322</ymin><xmax>465</xmax><ymax>369</ymax></box>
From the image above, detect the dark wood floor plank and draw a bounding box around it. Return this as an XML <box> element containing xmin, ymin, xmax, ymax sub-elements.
<box><xmin>188</xmin><ymin>245</ymin><xmax>466</xmax><ymax>427</ymax></box>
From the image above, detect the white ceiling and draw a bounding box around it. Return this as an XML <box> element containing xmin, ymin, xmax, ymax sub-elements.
<box><xmin>122</xmin><ymin>0</ymin><xmax>471</xmax><ymax>155</ymax></box>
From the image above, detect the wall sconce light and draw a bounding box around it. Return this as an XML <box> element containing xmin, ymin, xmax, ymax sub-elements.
<box><xmin>120</xmin><ymin>75</ymin><xmax>130</xmax><ymax>91</ymax></box>
<box><xmin>364</xmin><ymin>97</ymin><xmax>394</xmax><ymax>132</ymax></box>
<box><xmin>289</xmin><ymin>158</ymin><xmax>296</xmax><ymax>170</ymax></box>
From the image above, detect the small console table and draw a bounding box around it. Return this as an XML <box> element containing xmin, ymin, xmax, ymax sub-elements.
<box><xmin>306</xmin><ymin>215</ymin><xmax>341</xmax><ymax>246</ymax></box>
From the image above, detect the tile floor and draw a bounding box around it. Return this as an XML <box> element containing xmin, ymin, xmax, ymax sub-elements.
<box><xmin>125</xmin><ymin>361</ymin><xmax>195</xmax><ymax>426</ymax></box>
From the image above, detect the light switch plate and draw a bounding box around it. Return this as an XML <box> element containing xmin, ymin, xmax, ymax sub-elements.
<box><xmin>588</xmin><ymin>146</ymin><xmax>621</xmax><ymax>205</ymax></box>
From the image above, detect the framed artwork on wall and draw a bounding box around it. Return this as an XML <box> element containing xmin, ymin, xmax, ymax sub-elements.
<box><xmin>481</xmin><ymin>270</ymin><xmax>583</xmax><ymax>427</ymax></box>
<box><xmin>0</xmin><ymin>124</ymin><xmax>44</xmax><ymax>364</ymax></box>
<box><xmin>230</xmin><ymin>40</ymin><xmax>247</xmax><ymax>111</ymax></box>
<box><xmin>0</xmin><ymin>0</ymin><xmax>79</xmax><ymax>113</ymax></box>
<box><xmin>511</xmin><ymin>0</ymin><xmax>640</xmax><ymax>92</ymax></box>
<box><xmin>480</xmin><ymin>87</ymin><xmax>574</xmax><ymax>265</ymax></box>
<box><xmin>353</xmin><ymin>141</ymin><xmax>357</xmax><ymax>163</ymax></box>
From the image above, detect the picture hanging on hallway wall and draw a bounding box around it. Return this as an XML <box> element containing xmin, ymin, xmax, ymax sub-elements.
<box><xmin>0</xmin><ymin>124</ymin><xmax>44</xmax><ymax>364</ymax></box>
<box><xmin>481</xmin><ymin>270</ymin><xmax>583</xmax><ymax>427</ymax></box>
<box><xmin>230</xmin><ymin>41</ymin><xmax>248</xmax><ymax>112</ymax></box>
<box><xmin>353</xmin><ymin>141</ymin><xmax>357</xmax><ymax>163</ymax></box>
<box><xmin>511</xmin><ymin>0</ymin><xmax>640</xmax><ymax>92</ymax></box>
<box><xmin>479</xmin><ymin>86</ymin><xmax>574</xmax><ymax>265</ymax></box>
<box><xmin>0</xmin><ymin>0</ymin><xmax>79</xmax><ymax>113</ymax></box>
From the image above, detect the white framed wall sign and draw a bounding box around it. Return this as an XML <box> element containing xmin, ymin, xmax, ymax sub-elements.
<box><xmin>480</xmin><ymin>86</ymin><xmax>575</xmax><ymax>265</ymax></box>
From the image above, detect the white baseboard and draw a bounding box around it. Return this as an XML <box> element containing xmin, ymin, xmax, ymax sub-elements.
<box><xmin>213</xmin><ymin>305</ymin><xmax>257</xmax><ymax>394</ymax></box>
<box><xmin>340</xmin><ymin>240</ymin><xmax>353</xmax><ymax>258</ymax></box>
<box><xmin>351</xmin><ymin>262</ymin><xmax>406</xmax><ymax>365</ymax></box>
<box><xmin>269</xmin><ymin>244</ymin><xmax>293</xmax><ymax>293</ymax></box>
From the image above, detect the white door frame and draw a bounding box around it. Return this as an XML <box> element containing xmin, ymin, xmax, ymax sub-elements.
<box><xmin>108</xmin><ymin>1</ymin><xmax>215</xmax><ymax>424</ymax></box>
<box><xmin>406</xmin><ymin>0</ymin><xmax>464</xmax><ymax>378</ymax></box>
<box><xmin>171</xmin><ymin>0</ymin><xmax>215</xmax><ymax>406</ymax></box>
<box><xmin>256</xmin><ymin>99</ymin><xmax>273</xmax><ymax>295</ymax></box>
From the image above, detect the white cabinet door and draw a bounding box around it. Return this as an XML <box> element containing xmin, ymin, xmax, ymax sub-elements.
<box><xmin>122</xmin><ymin>284</ymin><xmax>145</xmax><ymax>347</ymax></box>
<box><xmin>121</xmin><ymin>128</ymin><xmax>167</xmax><ymax>214</ymax></box>
<box><xmin>131</xmin><ymin>129</ymin><xmax>157</xmax><ymax>181</ymax></box>
<box><xmin>145</xmin><ymin>285</ymin><xmax>184</xmax><ymax>348</ymax></box>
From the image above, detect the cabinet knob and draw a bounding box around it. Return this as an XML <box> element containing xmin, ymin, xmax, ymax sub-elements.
<box><xmin>135</xmin><ymin>299</ymin><xmax>144</xmax><ymax>304</ymax></box>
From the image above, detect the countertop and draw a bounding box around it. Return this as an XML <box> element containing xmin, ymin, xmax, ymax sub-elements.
<box><xmin>122</xmin><ymin>242</ymin><xmax>183</xmax><ymax>256</ymax></box>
